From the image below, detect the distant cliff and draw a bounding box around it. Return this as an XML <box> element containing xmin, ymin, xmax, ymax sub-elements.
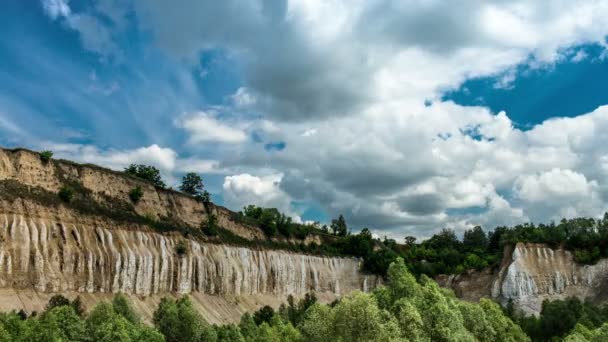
<box><xmin>438</xmin><ymin>242</ymin><xmax>608</xmax><ymax>315</ymax></box>
<box><xmin>0</xmin><ymin>147</ymin><xmax>376</xmax><ymax>323</ymax></box>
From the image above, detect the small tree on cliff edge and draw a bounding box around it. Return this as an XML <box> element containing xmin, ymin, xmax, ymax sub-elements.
<box><xmin>179</xmin><ymin>172</ymin><xmax>210</xmax><ymax>204</ymax></box>
<box><xmin>124</xmin><ymin>164</ymin><xmax>166</xmax><ymax>188</ymax></box>
<box><xmin>331</xmin><ymin>214</ymin><xmax>348</xmax><ymax>236</ymax></box>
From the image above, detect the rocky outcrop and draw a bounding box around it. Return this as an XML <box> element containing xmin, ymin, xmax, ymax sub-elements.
<box><xmin>0</xmin><ymin>214</ymin><xmax>370</xmax><ymax>297</ymax></box>
<box><xmin>439</xmin><ymin>243</ymin><xmax>608</xmax><ymax>315</ymax></box>
<box><xmin>0</xmin><ymin>147</ymin><xmax>377</xmax><ymax>322</ymax></box>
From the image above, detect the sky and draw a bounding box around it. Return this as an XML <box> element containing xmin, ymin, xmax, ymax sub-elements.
<box><xmin>2</xmin><ymin>0</ymin><xmax>608</xmax><ymax>240</ymax></box>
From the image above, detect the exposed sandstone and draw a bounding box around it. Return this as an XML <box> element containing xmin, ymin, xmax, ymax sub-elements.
<box><xmin>0</xmin><ymin>147</ymin><xmax>376</xmax><ymax>322</ymax></box>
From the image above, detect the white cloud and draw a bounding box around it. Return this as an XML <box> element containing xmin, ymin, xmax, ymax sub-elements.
<box><xmin>47</xmin><ymin>143</ymin><xmax>221</xmax><ymax>187</ymax></box>
<box><xmin>222</xmin><ymin>173</ymin><xmax>300</xmax><ymax>221</ymax></box>
<box><xmin>41</xmin><ymin>0</ymin><xmax>70</xmax><ymax>20</ymax></box>
<box><xmin>175</xmin><ymin>111</ymin><xmax>248</xmax><ymax>144</ymax></box>
<box><xmin>41</xmin><ymin>0</ymin><xmax>121</xmax><ymax>60</ymax></box>
<box><xmin>32</xmin><ymin>0</ymin><xmax>608</xmax><ymax>238</ymax></box>
<box><xmin>514</xmin><ymin>169</ymin><xmax>594</xmax><ymax>203</ymax></box>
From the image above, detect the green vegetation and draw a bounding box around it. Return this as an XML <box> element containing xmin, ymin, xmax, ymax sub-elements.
<box><xmin>129</xmin><ymin>186</ymin><xmax>144</xmax><ymax>203</ymax></box>
<box><xmin>507</xmin><ymin>297</ymin><xmax>608</xmax><ymax>341</ymax></box>
<box><xmin>58</xmin><ymin>185</ymin><xmax>74</xmax><ymax>203</ymax></box>
<box><xmin>202</xmin><ymin>214</ymin><xmax>219</xmax><ymax>236</ymax></box>
<box><xmin>237</xmin><ymin>205</ymin><xmax>317</xmax><ymax>239</ymax></box>
<box><xmin>124</xmin><ymin>164</ymin><xmax>166</xmax><ymax>188</ymax></box>
<box><xmin>39</xmin><ymin>150</ymin><xmax>53</xmax><ymax>163</ymax></box>
<box><xmin>175</xmin><ymin>241</ymin><xmax>188</xmax><ymax>256</ymax></box>
<box><xmin>179</xmin><ymin>172</ymin><xmax>211</xmax><ymax>204</ymax></box>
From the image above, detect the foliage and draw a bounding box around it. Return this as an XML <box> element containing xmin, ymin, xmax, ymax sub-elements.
<box><xmin>124</xmin><ymin>164</ymin><xmax>165</xmax><ymax>188</ymax></box>
<box><xmin>58</xmin><ymin>185</ymin><xmax>74</xmax><ymax>203</ymax></box>
<box><xmin>331</xmin><ymin>214</ymin><xmax>348</xmax><ymax>236</ymax></box>
<box><xmin>509</xmin><ymin>297</ymin><xmax>608</xmax><ymax>341</ymax></box>
<box><xmin>128</xmin><ymin>186</ymin><xmax>144</xmax><ymax>203</ymax></box>
<box><xmin>153</xmin><ymin>296</ymin><xmax>215</xmax><ymax>342</ymax></box>
<box><xmin>179</xmin><ymin>172</ymin><xmax>210</xmax><ymax>204</ymax></box>
<box><xmin>202</xmin><ymin>214</ymin><xmax>219</xmax><ymax>236</ymax></box>
<box><xmin>253</xmin><ymin>306</ymin><xmax>275</xmax><ymax>326</ymax></box>
<box><xmin>39</xmin><ymin>150</ymin><xmax>53</xmax><ymax>163</ymax></box>
<box><xmin>175</xmin><ymin>241</ymin><xmax>188</xmax><ymax>256</ymax></box>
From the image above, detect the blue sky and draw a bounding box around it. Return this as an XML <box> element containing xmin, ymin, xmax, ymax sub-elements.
<box><xmin>2</xmin><ymin>0</ymin><xmax>608</xmax><ymax>239</ymax></box>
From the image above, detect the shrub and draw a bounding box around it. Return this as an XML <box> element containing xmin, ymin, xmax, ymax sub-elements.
<box><xmin>124</xmin><ymin>164</ymin><xmax>166</xmax><ymax>188</ymax></box>
<box><xmin>40</xmin><ymin>150</ymin><xmax>53</xmax><ymax>163</ymax></box>
<box><xmin>129</xmin><ymin>186</ymin><xmax>144</xmax><ymax>203</ymax></box>
<box><xmin>202</xmin><ymin>214</ymin><xmax>219</xmax><ymax>236</ymax></box>
<box><xmin>46</xmin><ymin>295</ymin><xmax>71</xmax><ymax>311</ymax></box>
<box><xmin>58</xmin><ymin>186</ymin><xmax>74</xmax><ymax>203</ymax></box>
<box><xmin>175</xmin><ymin>241</ymin><xmax>188</xmax><ymax>256</ymax></box>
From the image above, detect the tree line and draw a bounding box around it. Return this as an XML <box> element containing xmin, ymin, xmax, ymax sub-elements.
<box><xmin>0</xmin><ymin>258</ymin><xmax>530</xmax><ymax>341</ymax></box>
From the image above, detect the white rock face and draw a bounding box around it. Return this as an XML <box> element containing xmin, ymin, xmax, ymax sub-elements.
<box><xmin>0</xmin><ymin>214</ymin><xmax>375</xmax><ymax>297</ymax></box>
<box><xmin>494</xmin><ymin>243</ymin><xmax>608</xmax><ymax>314</ymax></box>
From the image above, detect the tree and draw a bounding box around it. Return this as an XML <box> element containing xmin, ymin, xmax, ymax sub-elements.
<box><xmin>253</xmin><ymin>306</ymin><xmax>275</xmax><ymax>326</ymax></box>
<box><xmin>179</xmin><ymin>172</ymin><xmax>209</xmax><ymax>203</ymax></box>
<box><xmin>404</xmin><ymin>236</ymin><xmax>417</xmax><ymax>247</ymax></box>
<box><xmin>112</xmin><ymin>293</ymin><xmax>140</xmax><ymax>325</ymax></box>
<box><xmin>124</xmin><ymin>164</ymin><xmax>165</xmax><ymax>188</ymax></box>
<box><xmin>331</xmin><ymin>292</ymin><xmax>400</xmax><ymax>342</ymax></box>
<box><xmin>463</xmin><ymin>226</ymin><xmax>488</xmax><ymax>252</ymax></box>
<box><xmin>331</xmin><ymin>215</ymin><xmax>348</xmax><ymax>236</ymax></box>
<box><xmin>153</xmin><ymin>296</ymin><xmax>215</xmax><ymax>342</ymax></box>
<box><xmin>46</xmin><ymin>295</ymin><xmax>71</xmax><ymax>312</ymax></box>
<box><xmin>297</xmin><ymin>304</ymin><xmax>333</xmax><ymax>342</ymax></box>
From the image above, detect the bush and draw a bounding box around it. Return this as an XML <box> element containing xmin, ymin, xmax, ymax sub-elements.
<box><xmin>202</xmin><ymin>214</ymin><xmax>219</xmax><ymax>236</ymax></box>
<box><xmin>58</xmin><ymin>186</ymin><xmax>74</xmax><ymax>203</ymax></box>
<box><xmin>175</xmin><ymin>241</ymin><xmax>188</xmax><ymax>256</ymax></box>
<box><xmin>124</xmin><ymin>164</ymin><xmax>166</xmax><ymax>188</ymax></box>
<box><xmin>129</xmin><ymin>186</ymin><xmax>144</xmax><ymax>203</ymax></box>
<box><xmin>40</xmin><ymin>150</ymin><xmax>53</xmax><ymax>163</ymax></box>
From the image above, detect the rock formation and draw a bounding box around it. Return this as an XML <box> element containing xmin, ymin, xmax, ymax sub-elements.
<box><xmin>439</xmin><ymin>242</ymin><xmax>608</xmax><ymax>315</ymax></box>
<box><xmin>0</xmin><ymin>148</ymin><xmax>376</xmax><ymax>323</ymax></box>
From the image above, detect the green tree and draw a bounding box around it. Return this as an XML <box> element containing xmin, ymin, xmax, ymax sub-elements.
<box><xmin>124</xmin><ymin>164</ymin><xmax>166</xmax><ymax>188</ymax></box>
<box><xmin>180</xmin><ymin>172</ymin><xmax>210</xmax><ymax>203</ymax></box>
<box><xmin>85</xmin><ymin>302</ymin><xmax>132</xmax><ymax>342</ymax></box>
<box><xmin>297</xmin><ymin>304</ymin><xmax>333</xmax><ymax>342</ymax></box>
<box><xmin>112</xmin><ymin>293</ymin><xmax>140</xmax><ymax>325</ymax></box>
<box><xmin>463</xmin><ymin>226</ymin><xmax>488</xmax><ymax>252</ymax></box>
<box><xmin>153</xmin><ymin>296</ymin><xmax>214</xmax><ymax>342</ymax></box>
<box><xmin>46</xmin><ymin>295</ymin><xmax>71</xmax><ymax>311</ymax></box>
<box><xmin>253</xmin><ymin>306</ymin><xmax>275</xmax><ymax>326</ymax></box>
<box><xmin>331</xmin><ymin>291</ymin><xmax>400</xmax><ymax>342</ymax></box>
<box><xmin>331</xmin><ymin>214</ymin><xmax>348</xmax><ymax>236</ymax></box>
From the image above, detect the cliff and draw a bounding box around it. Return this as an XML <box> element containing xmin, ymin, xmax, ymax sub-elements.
<box><xmin>438</xmin><ymin>242</ymin><xmax>608</xmax><ymax>315</ymax></box>
<box><xmin>0</xmin><ymin>148</ymin><xmax>376</xmax><ymax>323</ymax></box>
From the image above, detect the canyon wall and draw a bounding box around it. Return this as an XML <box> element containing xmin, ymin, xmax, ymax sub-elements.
<box><xmin>0</xmin><ymin>148</ymin><xmax>375</xmax><ymax>322</ymax></box>
<box><xmin>439</xmin><ymin>242</ymin><xmax>608</xmax><ymax>315</ymax></box>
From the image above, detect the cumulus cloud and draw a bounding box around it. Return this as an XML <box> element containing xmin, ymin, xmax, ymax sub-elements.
<box><xmin>222</xmin><ymin>173</ymin><xmax>300</xmax><ymax>221</ymax></box>
<box><xmin>175</xmin><ymin>111</ymin><xmax>248</xmax><ymax>144</ymax></box>
<box><xmin>47</xmin><ymin>143</ymin><xmax>221</xmax><ymax>186</ymax></box>
<box><xmin>41</xmin><ymin>0</ymin><xmax>70</xmax><ymax>20</ymax></box>
<box><xmin>37</xmin><ymin>0</ymin><xmax>608</xmax><ymax>238</ymax></box>
<box><xmin>134</xmin><ymin>0</ymin><xmax>608</xmax><ymax>121</ymax></box>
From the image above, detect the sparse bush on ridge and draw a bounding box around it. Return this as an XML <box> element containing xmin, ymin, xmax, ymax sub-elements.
<box><xmin>39</xmin><ymin>150</ymin><xmax>53</xmax><ymax>163</ymax></box>
<box><xmin>129</xmin><ymin>186</ymin><xmax>143</xmax><ymax>203</ymax></box>
<box><xmin>58</xmin><ymin>185</ymin><xmax>74</xmax><ymax>203</ymax></box>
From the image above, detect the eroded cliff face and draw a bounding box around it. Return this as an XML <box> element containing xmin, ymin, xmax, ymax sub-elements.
<box><xmin>0</xmin><ymin>148</ymin><xmax>376</xmax><ymax>322</ymax></box>
<box><xmin>0</xmin><ymin>214</ymin><xmax>369</xmax><ymax>297</ymax></box>
<box><xmin>439</xmin><ymin>242</ymin><xmax>608</xmax><ymax>315</ymax></box>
